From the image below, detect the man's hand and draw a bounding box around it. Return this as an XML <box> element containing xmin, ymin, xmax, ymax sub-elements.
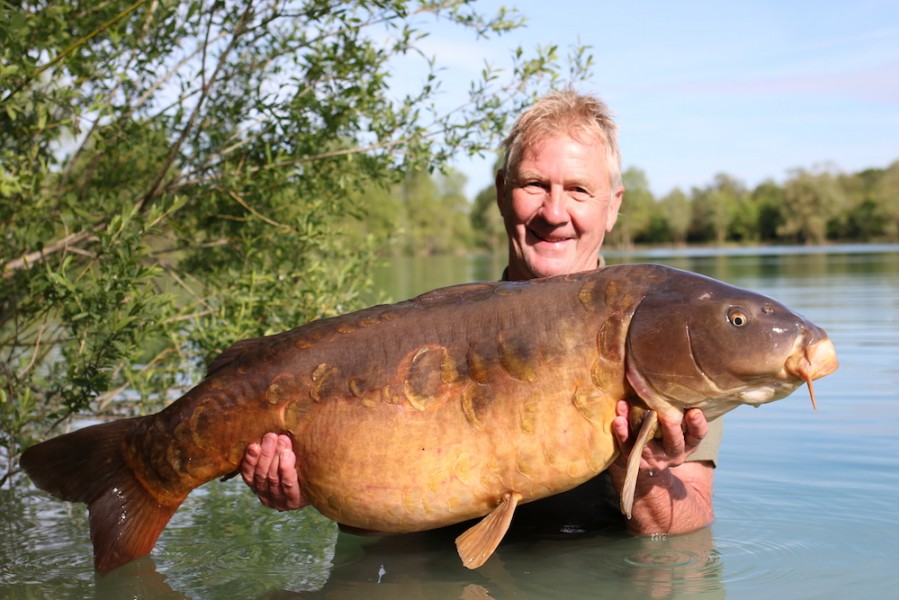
<box><xmin>611</xmin><ymin>401</ymin><xmax>708</xmax><ymax>472</ymax></box>
<box><xmin>608</xmin><ymin>400</ymin><xmax>715</xmax><ymax>535</ymax></box>
<box><xmin>241</xmin><ymin>432</ymin><xmax>307</xmax><ymax>511</ymax></box>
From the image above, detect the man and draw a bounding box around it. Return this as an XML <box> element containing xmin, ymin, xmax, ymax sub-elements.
<box><xmin>241</xmin><ymin>90</ymin><xmax>719</xmax><ymax>536</ymax></box>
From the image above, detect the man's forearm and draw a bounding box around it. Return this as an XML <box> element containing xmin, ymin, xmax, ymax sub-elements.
<box><xmin>608</xmin><ymin>461</ymin><xmax>715</xmax><ymax>535</ymax></box>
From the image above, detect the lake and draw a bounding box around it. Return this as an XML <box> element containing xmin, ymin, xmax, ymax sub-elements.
<box><xmin>2</xmin><ymin>244</ymin><xmax>898</xmax><ymax>599</ymax></box>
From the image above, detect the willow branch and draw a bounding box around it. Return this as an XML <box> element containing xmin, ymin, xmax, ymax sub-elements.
<box><xmin>1</xmin><ymin>227</ymin><xmax>102</xmax><ymax>279</ymax></box>
<box><xmin>136</xmin><ymin>1</ymin><xmax>255</xmax><ymax>215</ymax></box>
<box><xmin>0</xmin><ymin>0</ymin><xmax>151</xmax><ymax>105</ymax></box>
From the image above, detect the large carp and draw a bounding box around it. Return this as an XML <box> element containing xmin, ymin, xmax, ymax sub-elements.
<box><xmin>21</xmin><ymin>264</ymin><xmax>838</xmax><ymax>574</ymax></box>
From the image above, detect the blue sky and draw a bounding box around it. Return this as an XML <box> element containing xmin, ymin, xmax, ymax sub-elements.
<box><xmin>412</xmin><ymin>1</ymin><xmax>899</xmax><ymax>198</ymax></box>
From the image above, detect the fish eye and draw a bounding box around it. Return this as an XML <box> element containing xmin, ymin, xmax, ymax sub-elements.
<box><xmin>727</xmin><ymin>307</ymin><xmax>749</xmax><ymax>327</ymax></box>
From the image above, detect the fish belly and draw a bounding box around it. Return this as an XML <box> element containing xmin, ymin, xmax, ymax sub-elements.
<box><xmin>296</xmin><ymin>375</ymin><xmax>619</xmax><ymax>532</ymax></box>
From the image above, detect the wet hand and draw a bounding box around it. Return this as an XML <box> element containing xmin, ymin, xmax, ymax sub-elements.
<box><xmin>611</xmin><ymin>401</ymin><xmax>708</xmax><ymax>473</ymax></box>
<box><xmin>241</xmin><ymin>432</ymin><xmax>307</xmax><ymax>511</ymax></box>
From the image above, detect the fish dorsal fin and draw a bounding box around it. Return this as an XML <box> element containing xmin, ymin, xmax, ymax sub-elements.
<box><xmin>620</xmin><ymin>410</ymin><xmax>659</xmax><ymax>519</ymax></box>
<box><xmin>455</xmin><ymin>492</ymin><xmax>522</xmax><ymax>569</ymax></box>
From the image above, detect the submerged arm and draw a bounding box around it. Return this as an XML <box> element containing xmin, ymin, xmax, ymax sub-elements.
<box><xmin>608</xmin><ymin>402</ymin><xmax>715</xmax><ymax>535</ymax></box>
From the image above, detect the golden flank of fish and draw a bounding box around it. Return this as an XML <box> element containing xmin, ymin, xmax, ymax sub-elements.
<box><xmin>20</xmin><ymin>264</ymin><xmax>839</xmax><ymax>574</ymax></box>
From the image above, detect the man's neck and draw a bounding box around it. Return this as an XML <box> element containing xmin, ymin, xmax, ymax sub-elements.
<box><xmin>502</xmin><ymin>255</ymin><xmax>606</xmax><ymax>281</ymax></box>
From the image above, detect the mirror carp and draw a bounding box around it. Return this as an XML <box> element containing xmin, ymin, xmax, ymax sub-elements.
<box><xmin>20</xmin><ymin>264</ymin><xmax>838</xmax><ymax>573</ymax></box>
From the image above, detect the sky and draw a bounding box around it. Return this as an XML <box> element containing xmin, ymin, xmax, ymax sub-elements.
<box><xmin>409</xmin><ymin>1</ymin><xmax>899</xmax><ymax>198</ymax></box>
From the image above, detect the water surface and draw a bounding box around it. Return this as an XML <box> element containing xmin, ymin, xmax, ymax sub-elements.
<box><xmin>3</xmin><ymin>244</ymin><xmax>897</xmax><ymax>599</ymax></box>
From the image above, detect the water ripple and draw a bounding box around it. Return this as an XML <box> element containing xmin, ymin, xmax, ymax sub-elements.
<box><xmin>624</xmin><ymin>547</ymin><xmax>712</xmax><ymax>569</ymax></box>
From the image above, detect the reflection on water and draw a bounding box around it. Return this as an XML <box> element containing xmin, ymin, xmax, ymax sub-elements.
<box><xmin>298</xmin><ymin>524</ymin><xmax>723</xmax><ymax>600</ymax></box>
<box><xmin>0</xmin><ymin>485</ymin><xmax>726</xmax><ymax>599</ymax></box>
<box><xmin>3</xmin><ymin>244</ymin><xmax>898</xmax><ymax>599</ymax></box>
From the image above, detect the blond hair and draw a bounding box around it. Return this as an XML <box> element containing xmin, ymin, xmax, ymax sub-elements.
<box><xmin>500</xmin><ymin>90</ymin><xmax>622</xmax><ymax>196</ymax></box>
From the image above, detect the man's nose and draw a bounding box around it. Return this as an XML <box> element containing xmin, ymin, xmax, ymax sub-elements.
<box><xmin>540</xmin><ymin>186</ymin><xmax>569</xmax><ymax>224</ymax></box>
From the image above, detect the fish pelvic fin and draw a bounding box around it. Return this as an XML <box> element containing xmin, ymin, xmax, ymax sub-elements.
<box><xmin>455</xmin><ymin>492</ymin><xmax>522</xmax><ymax>569</ymax></box>
<box><xmin>20</xmin><ymin>417</ymin><xmax>185</xmax><ymax>574</ymax></box>
<box><xmin>620</xmin><ymin>410</ymin><xmax>659</xmax><ymax>519</ymax></box>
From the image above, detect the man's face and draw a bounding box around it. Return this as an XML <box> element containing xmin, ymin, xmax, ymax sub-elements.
<box><xmin>497</xmin><ymin>134</ymin><xmax>623</xmax><ymax>281</ymax></box>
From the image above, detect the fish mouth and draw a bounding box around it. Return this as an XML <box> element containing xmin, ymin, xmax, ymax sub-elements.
<box><xmin>784</xmin><ymin>337</ymin><xmax>839</xmax><ymax>410</ymax></box>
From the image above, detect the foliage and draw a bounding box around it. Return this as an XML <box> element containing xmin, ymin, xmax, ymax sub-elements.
<box><xmin>397</xmin><ymin>168</ymin><xmax>472</xmax><ymax>255</ymax></box>
<box><xmin>779</xmin><ymin>167</ymin><xmax>848</xmax><ymax>244</ymax></box>
<box><xmin>464</xmin><ymin>154</ymin><xmax>897</xmax><ymax>252</ymax></box>
<box><xmin>338</xmin><ymin>167</ymin><xmax>473</xmax><ymax>256</ymax></box>
<box><xmin>611</xmin><ymin>161</ymin><xmax>898</xmax><ymax>248</ymax></box>
<box><xmin>875</xmin><ymin>161</ymin><xmax>899</xmax><ymax>239</ymax></box>
<box><xmin>0</xmin><ymin>0</ymin><xmax>592</xmax><ymax>484</ymax></box>
<box><xmin>658</xmin><ymin>188</ymin><xmax>691</xmax><ymax>245</ymax></box>
<box><xmin>607</xmin><ymin>167</ymin><xmax>653</xmax><ymax>248</ymax></box>
<box><xmin>468</xmin><ymin>157</ymin><xmax>505</xmax><ymax>252</ymax></box>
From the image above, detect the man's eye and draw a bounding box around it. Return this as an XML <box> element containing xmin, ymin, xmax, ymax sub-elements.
<box><xmin>523</xmin><ymin>181</ymin><xmax>546</xmax><ymax>192</ymax></box>
<box><xmin>569</xmin><ymin>187</ymin><xmax>592</xmax><ymax>199</ymax></box>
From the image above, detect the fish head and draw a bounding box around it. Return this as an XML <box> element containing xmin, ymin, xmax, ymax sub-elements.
<box><xmin>624</xmin><ymin>267</ymin><xmax>838</xmax><ymax>424</ymax></box>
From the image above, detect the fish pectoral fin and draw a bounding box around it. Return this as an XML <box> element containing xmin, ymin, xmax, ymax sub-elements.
<box><xmin>455</xmin><ymin>492</ymin><xmax>522</xmax><ymax>569</ymax></box>
<box><xmin>620</xmin><ymin>410</ymin><xmax>659</xmax><ymax>519</ymax></box>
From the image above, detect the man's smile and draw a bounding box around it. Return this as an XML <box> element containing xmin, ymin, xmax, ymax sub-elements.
<box><xmin>526</xmin><ymin>227</ymin><xmax>574</xmax><ymax>249</ymax></box>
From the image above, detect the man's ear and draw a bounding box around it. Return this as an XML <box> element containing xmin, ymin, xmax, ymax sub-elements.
<box><xmin>606</xmin><ymin>186</ymin><xmax>624</xmax><ymax>232</ymax></box>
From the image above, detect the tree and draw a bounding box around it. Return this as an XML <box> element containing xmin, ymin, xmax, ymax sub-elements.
<box><xmin>609</xmin><ymin>167</ymin><xmax>654</xmax><ymax>247</ymax></box>
<box><xmin>433</xmin><ymin>168</ymin><xmax>474</xmax><ymax>254</ymax></box>
<box><xmin>0</xmin><ymin>0</ymin><xmax>591</xmax><ymax>483</ymax></box>
<box><xmin>832</xmin><ymin>168</ymin><xmax>879</xmax><ymax>240</ymax></box>
<box><xmin>396</xmin><ymin>168</ymin><xmax>471</xmax><ymax>255</ymax></box>
<box><xmin>751</xmin><ymin>180</ymin><xmax>786</xmax><ymax>242</ymax></box>
<box><xmin>874</xmin><ymin>160</ymin><xmax>899</xmax><ymax>240</ymax></box>
<box><xmin>690</xmin><ymin>173</ymin><xmax>744</xmax><ymax>245</ymax></box>
<box><xmin>469</xmin><ymin>157</ymin><xmax>506</xmax><ymax>252</ymax></box>
<box><xmin>659</xmin><ymin>188</ymin><xmax>691</xmax><ymax>245</ymax></box>
<box><xmin>780</xmin><ymin>166</ymin><xmax>847</xmax><ymax>244</ymax></box>
<box><xmin>728</xmin><ymin>195</ymin><xmax>760</xmax><ymax>243</ymax></box>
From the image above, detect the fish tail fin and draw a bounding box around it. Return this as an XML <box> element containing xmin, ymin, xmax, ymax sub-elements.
<box><xmin>20</xmin><ymin>417</ymin><xmax>185</xmax><ymax>574</ymax></box>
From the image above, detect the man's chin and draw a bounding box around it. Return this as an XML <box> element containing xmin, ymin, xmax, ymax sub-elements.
<box><xmin>524</xmin><ymin>255</ymin><xmax>576</xmax><ymax>279</ymax></box>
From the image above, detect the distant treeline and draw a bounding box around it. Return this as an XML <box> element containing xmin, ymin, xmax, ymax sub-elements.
<box><xmin>345</xmin><ymin>159</ymin><xmax>899</xmax><ymax>256</ymax></box>
<box><xmin>601</xmin><ymin>161</ymin><xmax>899</xmax><ymax>249</ymax></box>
